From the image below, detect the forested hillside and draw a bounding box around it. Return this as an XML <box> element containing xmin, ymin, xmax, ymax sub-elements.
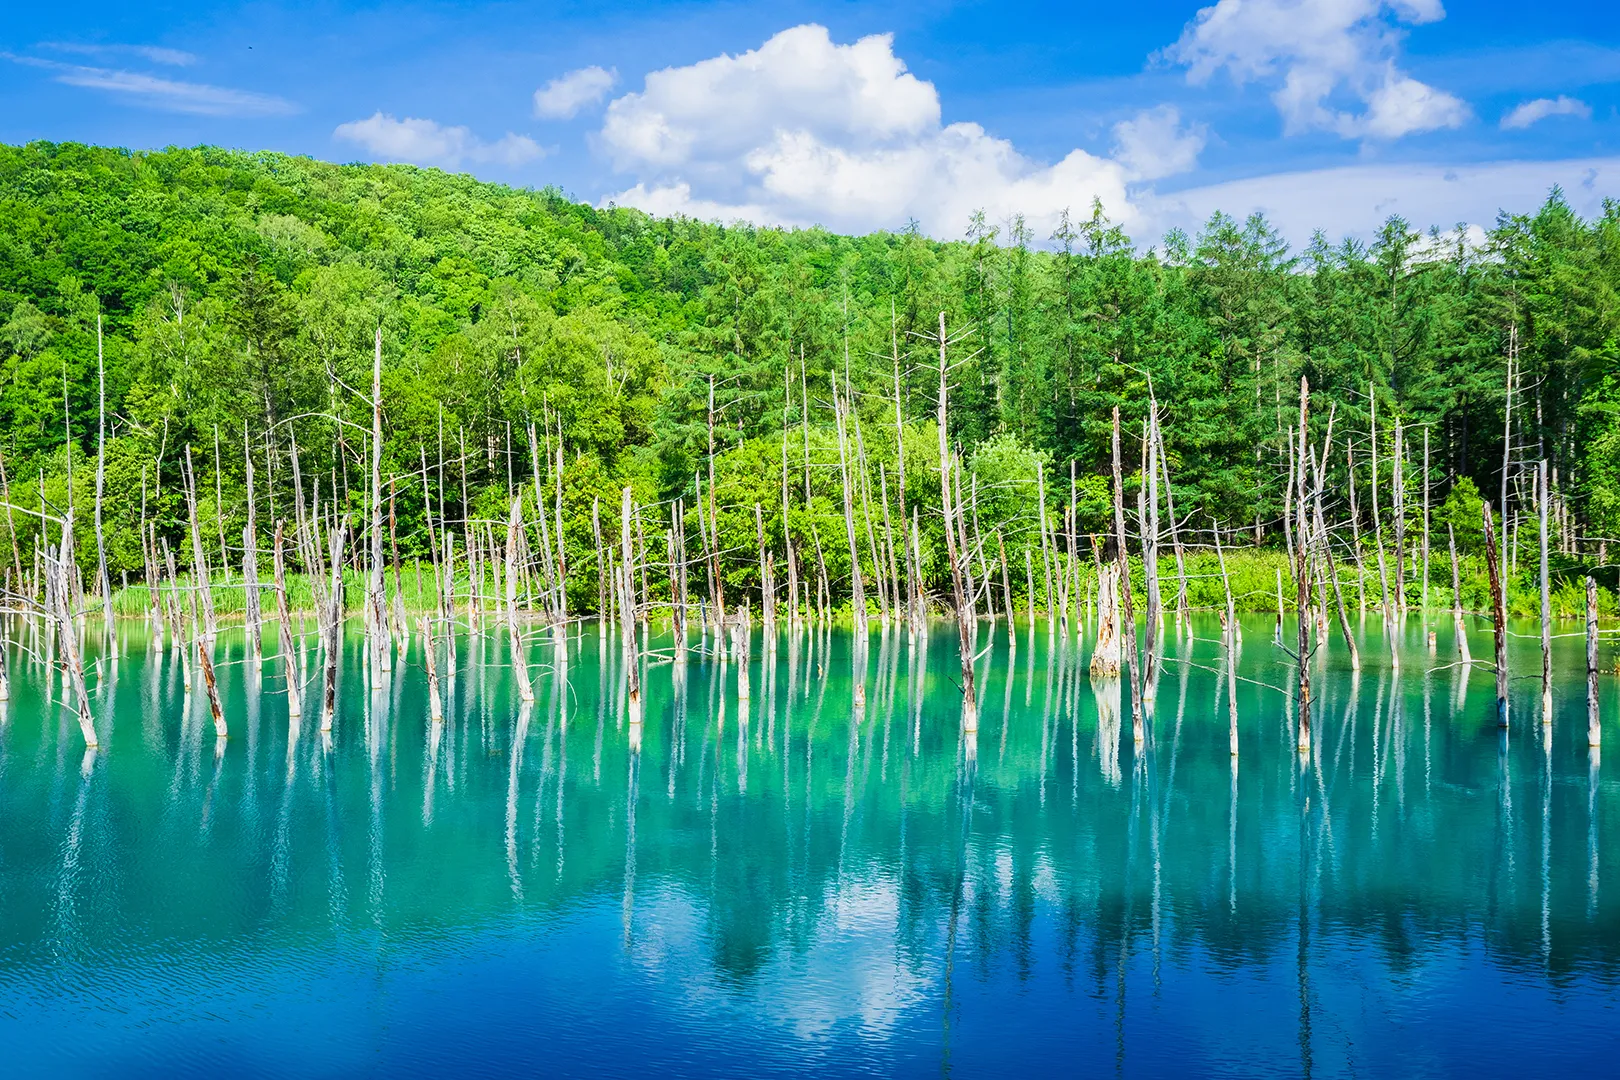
<box><xmin>1</xmin><ymin>140</ymin><xmax>1616</xmax><ymax>612</ymax></box>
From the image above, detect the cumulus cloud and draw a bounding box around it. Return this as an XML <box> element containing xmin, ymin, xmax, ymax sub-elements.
<box><xmin>534</xmin><ymin>65</ymin><xmax>617</xmax><ymax>119</ymax></box>
<box><xmin>2</xmin><ymin>53</ymin><xmax>294</xmax><ymax>116</ymax></box>
<box><xmin>334</xmin><ymin>112</ymin><xmax>542</xmax><ymax>168</ymax></box>
<box><xmin>1500</xmin><ymin>95</ymin><xmax>1591</xmax><ymax>130</ymax></box>
<box><xmin>596</xmin><ymin>24</ymin><xmax>1139</xmax><ymax>238</ymax></box>
<box><xmin>1112</xmin><ymin>105</ymin><xmax>1207</xmax><ymax>181</ymax></box>
<box><xmin>1164</xmin><ymin>0</ymin><xmax>1468</xmax><ymax>139</ymax></box>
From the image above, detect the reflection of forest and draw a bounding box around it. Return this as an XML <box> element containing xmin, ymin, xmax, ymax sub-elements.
<box><xmin>1</xmin><ymin>615</ymin><xmax>1617</xmax><ymax>1002</ymax></box>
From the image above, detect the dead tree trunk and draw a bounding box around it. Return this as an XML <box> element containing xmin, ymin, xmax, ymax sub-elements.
<box><xmin>369</xmin><ymin>327</ymin><xmax>389</xmax><ymax>681</ymax></box>
<box><xmin>273</xmin><ymin>521</ymin><xmax>301</xmax><ymax>718</ymax></box>
<box><xmin>936</xmin><ymin>311</ymin><xmax>977</xmax><ymax>732</ymax></box>
<box><xmin>755</xmin><ymin>504</ymin><xmax>776</xmax><ymax>645</ymax></box>
<box><xmin>1448</xmin><ymin>524</ymin><xmax>1471</xmax><ymax>663</ymax></box>
<box><xmin>621</xmin><ymin>486</ymin><xmax>642</xmax><ymax>726</ymax></box>
<box><xmin>1111</xmin><ymin>407</ymin><xmax>1143</xmax><ymax>742</ymax></box>
<box><xmin>1538</xmin><ymin>460</ymin><xmax>1552</xmax><ymax>723</ymax></box>
<box><xmin>891</xmin><ymin>307</ymin><xmax>918</xmax><ymax>636</ymax></box>
<box><xmin>1141</xmin><ymin>417</ymin><xmax>1161</xmax><ymax>695</ymax></box>
<box><xmin>1090</xmin><ymin>561</ymin><xmax>1121</xmax><ymax>676</ymax></box>
<box><xmin>183</xmin><ymin>447</ymin><xmax>216</xmax><ymax>641</ymax></box>
<box><xmin>832</xmin><ymin>374</ymin><xmax>867</xmax><ymax>641</ymax></box>
<box><xmin>1294</xmin><ymin>377</ymin><xmax>1312</xmax><ymax>753</ymax></box>
<box><xmin>1153</xmin><ymin>409</ymin><xmax>1189</xmax><ymax>625</ymax></box>
<box><xmin>93</xmin><ymin>313</ymin><xmax>112</xmax><ymax>605</ymax></box>
<box><xmin>423</xmin><ymin>615</ymin><xmax>443</xmax><ymax>723</ymax></box>
<box><xmin>323</xmin><ymin>518</ymin><xmax>347</xmax><ymax>731</ymax></box>
<box><xmin>48</xmin><ymin>522</ymin><xmax>96</xmax><ymax>748</ymax></box>
<box><xmin>1037</xmin><ymin>461</ymin><xmax>1054</xmax><ymax>631</ymax></box>
<box><xmin>1482</xmin><ymin>501</ymin><xmax>1509</xmax><ymax>729</ymax></box>
<box><xmin>1587</xmin><ymin>575</ymin><xmax>1600</xmax><ymax>748</ymax></box>
<box><xmin>506</xmin><ymin>497</ymin><xmax>534</xmax><ymax>703</ymax></box>
<box><xmin>243</xmin><ymin>425</ymin><xmax>262</xmax><ymax>661</ymax></box>
<box><xmin>198</xmin><ymin>631</ymin><xmax>227</xmax><ymax>739</ymax></box>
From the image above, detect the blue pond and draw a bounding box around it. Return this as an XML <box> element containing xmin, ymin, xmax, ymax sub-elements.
<box><xmin>1</xmin><ymin>614</ymin><xmax>1617</xmax><ymax>1076</ymax></box>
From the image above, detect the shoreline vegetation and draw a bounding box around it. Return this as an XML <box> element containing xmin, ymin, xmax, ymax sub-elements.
<box><xmin>99</xmin><ymin>546</ymin><xmax>1615</xmax><ymax>623</ymax></box>
<box><xmin>0</xmin><ymin>142</ymin><xmax>1617</xmax><ymax>749</ymax></box>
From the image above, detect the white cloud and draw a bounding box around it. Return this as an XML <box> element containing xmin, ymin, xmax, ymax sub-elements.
<box><xmin>1144</xmin><ymin>155</ymin><xmax>1620</xmax><ymax>248</ymax></box>
<box><xmin>1165</xmin><ymin>0</ymin><xmax>1467</xmax><ymax>139</ymax></box>
<box><xmin>334</xmin><ymin>112</ymin><xmax>542</xmax><ymax>168</ymax></box>
<box><xmin>1500</xmin><ymin>95</ymin><xmax>1591</xmax><ymax>131</ymax></box>
<box><xmin>1112</xmin><ymin>105</ymin><xmax>1207</xmax><ymax>181</ymax></box>
<box><xmin>534</xmin><ymin>65</ymin><xmax>617</xmax><ymax>119</ymax></box>
<box><xmin>595</xmin><ymin>24</ymin><xmax>1136</xmax><ymax>239</ymax></box>
<box><xmin>40</xmin><ymin>42</ymin><xmax>197</xmax><ymax>67</ymax></box>
<box><xmin>3</xmin><ymin>54</ymin><xmax>294</xmax><ymax>116</ymax></box>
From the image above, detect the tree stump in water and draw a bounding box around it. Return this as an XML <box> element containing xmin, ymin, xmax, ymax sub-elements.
<box><xmin>1090</xmin><ymin>562</ymin><xmax>1122</xmax><ymax>678</ymax></box>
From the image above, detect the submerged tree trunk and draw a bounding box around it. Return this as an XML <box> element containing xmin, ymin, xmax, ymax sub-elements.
<box><xmin>273</xmin><ymin>521</ymin><xmax>301</xmax><ymax>718</ymax></box>
<box><xmin>1482</xmin><ymin>501</ymin><xmax>1509</xmax><ymax>729</ymax></box>
<box><xmin>1587</xmin><ymin>576</ymin><xmax>1600</xmax><ymax>748</ymax></box>
<box><xmin>936</xmin><ymin>312</ymin><xmax>977</xmax><ymax>732</ymax></box>
<box><xmin>832</xmin><ymin>373</ymin><xmax>867</xmax><ymax>643</ymax></box>
<box><xmin>1110</xmin><ymin>407</ymin><xmax>1143</xmax><ymax>742</ymax></box>
<box><xmin>1090</xmin><ymin>562</ymin><xmax>1121</xmax><ymax>677</ymax></box>
<box><xmin>323</xmin><ymin>518</ymin><xmax>347</xmax><ymax>731</ymax></box>
<box><xmin>1448</xmin><ymin>524</ymin><xmax>1471</xmax><ymax>664</ymax></box>
<box><xmin>1538</xmin><ymin>460</ymin><xmax>1552</xmax><ymax>723</ymax></box>
<box><xmin>48</xmin><ymin>521</ymin><xmax>96</xmax><ymax>748</ymax></box>
<box><xmin>506</xmin><ymin>497</ymin><xmax>534</xmax><ymax>703</ymax></box>
<box><xmin>620</xmin><ymin>487</ymin><xmax>641</xmax><ymax>726</ymax></box>
<box><xmin>243</xmin><ymin>426</ymin><xmax>262</xmax><ymax>661</ymax></box>
<box><xmin>423</xmin><ymin>615</ymin><xmax>443</xmax><ymax>723</ymax></box>
<box><xmin>1293</xmin><ymin>377</ymin><xmax>1311</xmax><ymax>754</ymax></box>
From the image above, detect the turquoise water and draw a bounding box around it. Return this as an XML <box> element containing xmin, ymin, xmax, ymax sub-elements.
<box><xmin>1</xmin><ymin>614</ymin><xmax>1617</xmax><ymax>1077</ymax></box>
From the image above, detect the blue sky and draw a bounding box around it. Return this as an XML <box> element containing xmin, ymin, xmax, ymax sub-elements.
<box><xmin>3</xmin><ymin>1</ymin><xmax>1618</xmax><ymax>247</ymax></box>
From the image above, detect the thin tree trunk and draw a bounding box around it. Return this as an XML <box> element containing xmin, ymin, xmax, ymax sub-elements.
<box><xmin>423</xmin><ymin>615</ymin><xmax>443</xmax><ymax>723</ymax></box>
<box><xmin>1369</xmin><ymin>397</ymin><xmax>1395</xmax><ymax>662</ymax></box>
<box><xmin>273</xmin><ymin>521</ymin><xmax>301</xmax><ymax>717</ymax></box>
<box><xmin>183</xmin><ymin>447</ymin><xmax>216</xmax><ymax>641</ymax></box>
<box><xmin>755</xmin><ymin>504</ymin><xmax>775</xmax><ymax>645</ymax></box>
<box><xmin>323</xmin><ymin>518</ymin><xmax>347</xmax><ymax>730</ymax></box>
<box><xmin>1142</xmin><ymin>417</ymin><xmax>1161</xmax><ymax>695</ymax></box>
<box><xmin>673</xmin><ymin>500</ymin><xmax>688</xmax><ymax>665</ymax></box>
<box><xmin>783</xmin><ymin>367</ymin><xmax>801</xmax><ymax>630</ymax></box>
<box><xmin>1539</xmin><ymin>459</ymin><xmax>1552</xmax><ymax>723</ymax></box>
<box><xmin>936</xmin><ymin>311</ymin><xmax>977</xmax><ymax>732</ymax></box>
<box><xmin>243</xmin><ymin>424</ymin><xmax>262</xmax><ymax>660</ymax></box>
<box><xmin>1587</xmin><ymin>575</ymin><xmax>1600</xmax><ymax>748</ymax></box>
<box><xmin>620</xmin><ymin>487</ymin><xmax>641</xmax><ymax>725</ymax></box>
<box><xmin>1421</xmin><ymin>428</ymin><xmax>1432</xmax><ymax>613</ymax></box>
<box><xmin>93</xmin><ymin>313</ymin><xmax>111</xmax><ymax>604</ymax></box>
<box><xmin>1482</xmin><ymin>501</ymin><xmax>1509</xmax><ymax>728</ymax></box>
<box><xmin>507</xmin><ymin>496</ymin><xmax>534</xmax><ymax>703</ymax></box>
<box><xmin>879</xmin><ymin>464</ymin><xmax>900</xmax><ymax>629</ymax></box>
<box><xmin>1449</xmin><ymin>524</ymin><xmax>1471</xmax><ymax>663</ymax></box>
<box><xmin>997</xmin><ymin>530</ymin><xmax>1016</xmax><ymax>629</ymax></box>
<box><xmin>49</xmin><ymin>526</ymin><xmax>97</xmax><ymax>747</ymax></box>
<box><xmin>198</xmin><ymin>628</ymin><xmax>226</xmax><ymax>739</ymax></box>
<box><xmin>1153</xmin><ymin>409</ymin><xmax>1189</xmax><ymax>625</ymax></box>
<box><xmin>832</xmin><ymin>373</ymin><xmax>868</xmax><ymax>643</ymax></box>
<box><xmin>1111</xmin><ymin>407</ymin><xmax>1143</xmax><ymax>741</ymax></box>
<box><xmin>1037</xmin><ymin>461</ymin><xmax>1054</xmax><ymax>630</ymax></box>
<box><xmin>890</xmin><ymin>312</ymin><xmax>917</xmax><ymax>635</ymax></box>
<box><xmin>1393</xmin><ymin>421</ymin><xmax>1406</xmax><ymax>615</ymax></box>
<box><xmin>1294</xmin><ymin>377</ymin><xmax>1312</xmax><ymax>753</ymax></box>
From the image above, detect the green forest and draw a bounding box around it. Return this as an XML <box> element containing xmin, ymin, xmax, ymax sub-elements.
<box><xmin>1</xmin><ymin>140</ymin><xmax>1617</xmax><ymax>619</ymax></box>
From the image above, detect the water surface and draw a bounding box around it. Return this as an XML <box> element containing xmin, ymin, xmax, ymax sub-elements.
<box><xmin>1</xmin><ymin>614</ymin><xmax>1617</xmax><ymax>1077</ymax></box>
